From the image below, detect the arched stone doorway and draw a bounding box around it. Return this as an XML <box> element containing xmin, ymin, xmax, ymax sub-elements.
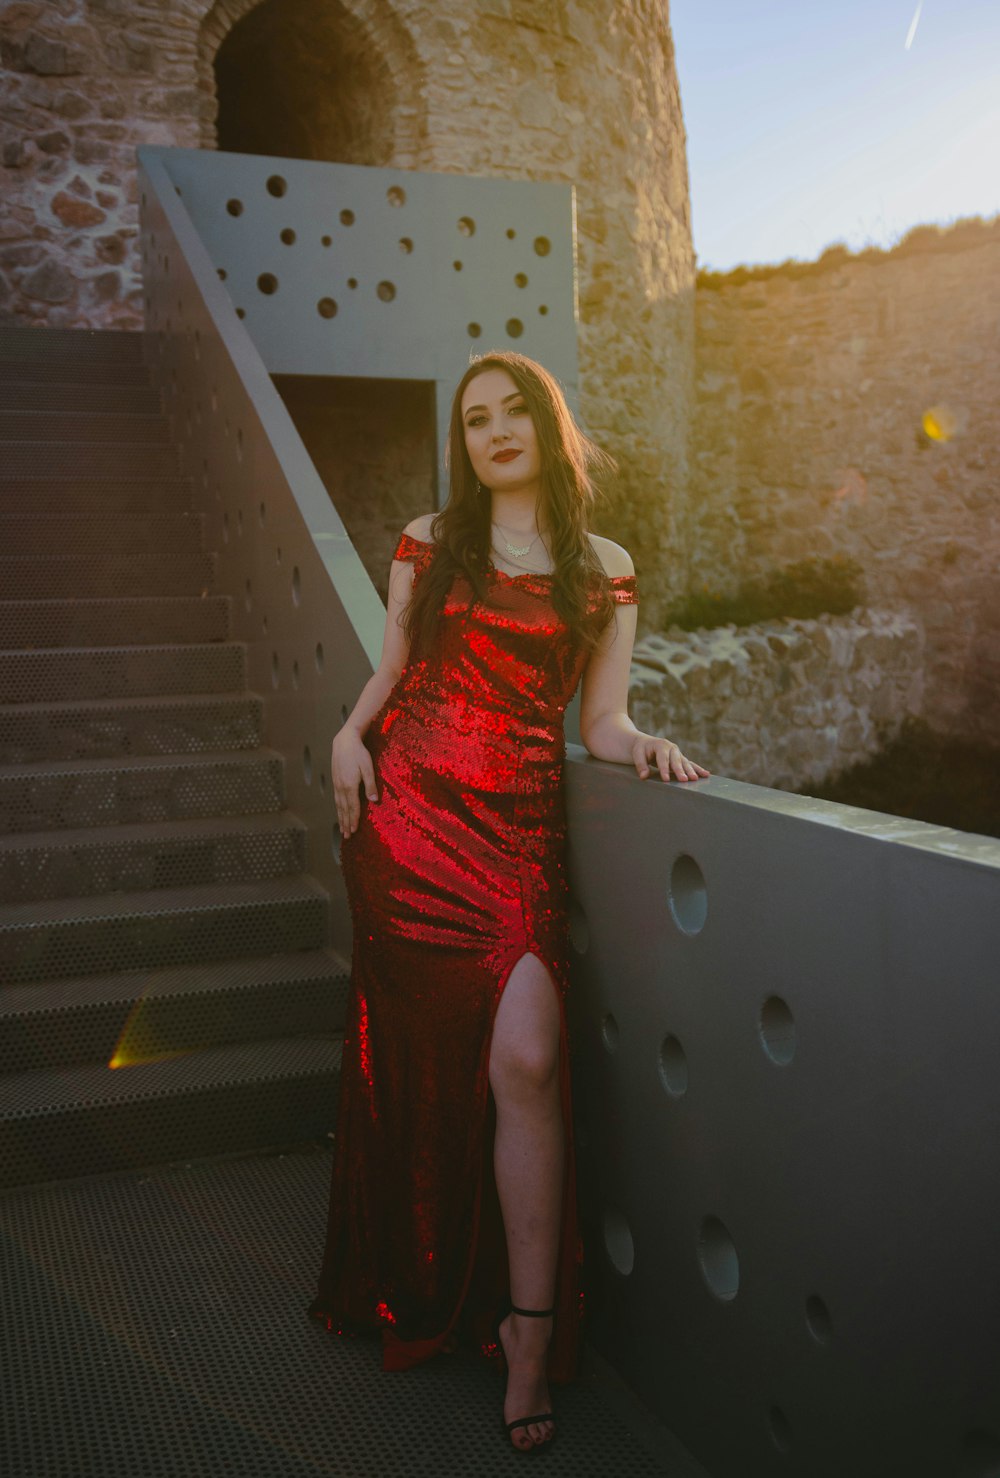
<box><xmin>197</xmin><ymin>1</ymin><xmax>435</xmax><ymax>592</ymax></box>
<box><xmin>198</xmin><ymin>0</ymin><xmax>426</xmax><ymax>168</ymax></box>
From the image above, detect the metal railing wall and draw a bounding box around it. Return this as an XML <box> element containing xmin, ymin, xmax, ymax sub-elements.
<box><xmin>139</xmin><ymin>146</ymin><xmax>1000</xmax><ymax>1478</ymax></box>
<box><xmin>138</xmin><ymin>147</ymin><xmax>385</xmax><ymax>943</ymax></box>
<box><xmin>566</xmin><ymin>757</ymin><xmax>1000</xmax><ymax>1477</ymax></box>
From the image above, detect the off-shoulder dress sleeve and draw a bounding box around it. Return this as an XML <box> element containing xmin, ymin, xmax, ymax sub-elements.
<box><xmin>608</xmin><ymin>574</ymin><xmax>639</xmax><ymax>605</ymax></box>
<box><xmin>393</xmin><ymin>530</ymin><xmax>436</xmax><ymax>587</ymax></box>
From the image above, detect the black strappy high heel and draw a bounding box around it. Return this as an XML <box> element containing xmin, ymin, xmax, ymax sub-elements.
<box><xmin>499</xmin><ymin>1305</ymin><xmax>557</xmax><ymax>1453</ymax></box>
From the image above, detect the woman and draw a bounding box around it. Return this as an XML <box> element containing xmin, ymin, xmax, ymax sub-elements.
<box><xmin>309</xmin><ymin>352</ymin><xmax>709</xmax><ymax>1452</ymax></box>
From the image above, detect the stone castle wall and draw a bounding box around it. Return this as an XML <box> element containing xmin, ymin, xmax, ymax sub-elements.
<box><xmin>687</xmin><ymin>224</ymin><xmax>1000</xmax><ymax>745</ymax></box>
<box><xmin>0</xmin><ymin>0</ymin><xmax>695</xmax><ymax>621</ymax></box>
<box><xmin>2</xmin><ymin>1</ymin><xmax>997</xmax><ymax>765</ymax></box>
<box><xmin>630</xmin><ymin>609</ymin><xmax>924</xmax><ymax>791</ymax></box>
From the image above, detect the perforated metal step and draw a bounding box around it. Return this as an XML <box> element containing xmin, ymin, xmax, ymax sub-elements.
<box><xmin>0</xmin><ymin>355</ymin><xmax>151</xmax><ymax>386</ymax></box>
<box><xmin>0</xmin><ymin>875</ymin><xmax>330</xmax><ymax>985</ymax></box>
<box><xmin>0</xmin><ymin>690</ymin><xmax>262</xmax><ymax>764</ymax></box>
<box><xmin>0</xmin><ymin>642</ymin><xmax>244</xmax><ymax>703</ymax></box>
<box><xmin>0</xmin><ymin>550</ymin><xmax>215</xmax><ymax>599</ymax></box>
<box><xmin>0</xmin><ymin>810</ymin><xmax>306</xmax><ymax>904</ymax></box>
<box><xmin>0</xmin><ymin>325</ymin><xmax>148</xmax><ymax>362</ymax></box>
<box><xmin>0</xmin><ymin>749</ymin><xmax>284</xmax><ymax>833</ymax></box>
<box><xmin>0</xmin><ymin>595</ymin><xmax>230</xmax><ymax>649</ymax></box>
<box><xmin>0</xmin><ymin>410</ymin><xmax>172</xmax><ymax>444</ymax></box>
<box><xmin>0</xmin><ymin>512</ymin><xmax>204</xmax><ymax>556</ymax></box>
<box><xmin>0</xmin><ymin>380</ymin><xmax>161</xmax><ymax>415</ymax></box>
<box><xmin>1</xmin><ymin>441</ymin><xmax>180</xmax><ymax>477</ymax></box>
<box><xmin>0</xmin><ymin>475</ymin><xmax>192</xmax><ymax>516</ymax></box>
<box><xmin>0</xmin><ymin>1035</ymin><xmax>341</xmax><ymax>1188</ymax></box>
<box><xmin>0</xmin><ymin>948</ymin><xmax>349</xmax><ymax>1075</ymax></box>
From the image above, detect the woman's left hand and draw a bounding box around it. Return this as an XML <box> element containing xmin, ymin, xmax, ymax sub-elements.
<box><xmin>632</xmin><ymin>735</ymin><xmax>711</xmax><ymax>783</ymax></box>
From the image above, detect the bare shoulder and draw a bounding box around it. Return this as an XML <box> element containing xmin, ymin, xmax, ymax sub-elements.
<box><xmin>401</xmin><ymin>512</ymin><xmax>437</xmax><ymax>544</ymax></box>
<box><xmin>587</xmin><ymin>532</ymin><xmax>634</xmax><ymax>578</ymax></box>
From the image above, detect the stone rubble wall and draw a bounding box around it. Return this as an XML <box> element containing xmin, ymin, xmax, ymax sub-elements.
<box><xmin>629</xmin><ymin>609</ymin><xmax>925</xmax><ymax>791</ymax></box>
<box><xmin>687</xmin><ymin>225</ymin><xmax>1000</xmax><ymax>744</ymax></box>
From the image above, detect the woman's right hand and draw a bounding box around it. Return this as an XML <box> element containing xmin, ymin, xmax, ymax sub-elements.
<box><xmin>331</xmin><ymin>727</ymin><xmax>378</xmax><ymax>837</ymax></box>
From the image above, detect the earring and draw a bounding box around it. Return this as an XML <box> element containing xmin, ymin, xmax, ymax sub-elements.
<box><xmin>477</xmin><ymin>480</ymin><xmax>488</xmax><ymax>496</ymax></box>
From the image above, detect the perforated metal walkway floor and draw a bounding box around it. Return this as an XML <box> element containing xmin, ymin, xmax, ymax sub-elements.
<box><xmin>1</xmin><ymin>1144</ymin><xmax>710</xmax><ymax>1478</ymax></box>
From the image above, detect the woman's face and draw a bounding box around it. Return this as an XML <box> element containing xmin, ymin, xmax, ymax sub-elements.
<box><xmin>460</xmin><ymin>368</ymin><xmax>542</xmax><ymax>495</ymax></box>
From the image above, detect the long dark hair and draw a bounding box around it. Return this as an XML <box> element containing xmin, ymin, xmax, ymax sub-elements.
<box><xmin>405</xmin><ymin>352</ymin><xmax>616</xmax><ymax>652</ymax></box>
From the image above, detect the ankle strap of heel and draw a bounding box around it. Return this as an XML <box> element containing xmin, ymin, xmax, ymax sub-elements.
<box><xmin>510</xmin><ymin>1304</ymin><xmax>555</xmax><ymax>1318</ymax></box>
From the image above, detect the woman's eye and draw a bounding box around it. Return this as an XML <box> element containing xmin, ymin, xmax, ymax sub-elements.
<box><xmin>509</xmin><ymin>403</ymin><xmax>528</xmax><ymax>416</ymax></box>
<box><xmin>465</xmin><ymin>415</ymin><xmax>486</xmax><ymax>428</ymax></box>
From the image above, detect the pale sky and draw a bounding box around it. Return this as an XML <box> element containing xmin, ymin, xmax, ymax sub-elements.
<box><xmin>669</xmin><ymin>0</ymin><xmax>1000</xmax><ymax>271</ymax></box>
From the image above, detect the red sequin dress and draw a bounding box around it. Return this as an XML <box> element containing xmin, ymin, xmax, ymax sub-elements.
<box><xmin>309</xmin><ymin>531</ymin><xmax>639</xmax><ymax>1381</ymax></box>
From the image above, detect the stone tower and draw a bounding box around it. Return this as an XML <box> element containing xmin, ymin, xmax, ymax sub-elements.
<box><xmin>0</xmin><ymin>0</ymin><xmax>695</xmax><ymax>613</ymax></box>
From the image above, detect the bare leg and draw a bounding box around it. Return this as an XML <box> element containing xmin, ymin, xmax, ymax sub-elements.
<box><xmin>488</xmin><ymin>953</ymin><xmax>564</xmax><ymax>1450</ymax></box>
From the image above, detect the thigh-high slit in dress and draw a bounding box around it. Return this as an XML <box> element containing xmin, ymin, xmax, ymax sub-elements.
<box><xmin>308</xmin><ymin>531</ymin><xmax>638</xmax><ymax>1382</ymax></box>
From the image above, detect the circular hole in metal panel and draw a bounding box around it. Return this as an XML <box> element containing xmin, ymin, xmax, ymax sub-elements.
<box><xmin>321</xmin><ymin>234</ymin><xmax>332</xmax><ymax>247</ymax></box>
<box><xmin>271</xmin><ymin>651</ymin><xmax>280</xmax><ymax>689</ymax></box>
<box><xmin>697</xmin><ymin>1215</ymin><xmax>739</xmax><ymax>1301</ymax></box>
<box><xmin>515</xmin><ymin>272</ymin><xmax>528</xmax><ymax>288</ymax></box>
<box><xmin>506</xmin><ymin>227</ymin><xmax>516</xmax><ymax>239</ymax></box>
<box><xmin>467</xmin><ymin>322</ymin><xmax>482</xmax><ymax>338</ymax></box>
<box><xmin>805</xmin><ymin>1295</ymin><xmax>832</xmax><ymax>1346</ymax></box>
<box><xmin>658</xmin><ymin>1035</ymin><xmax>688</xmax><ymax>1097</ymax></box>
<box><xmin>235</xmin><ymin>307</ymin><xmax>245</xmax><ymax>319</ymax></box>
<box><xmin>275</xmin><ymin>546</ymin><xmax>282</xmax><ymax>565</ymax></box>
<box><xmin>257</xmin><ymin>273</ymin><xmax>278</xmax><ymax>295</ymax></box>
<box><xmin>603</xmin><ymin>1209</ymin><xmax>634</xmax><ymax>1276</ymax></box>
<box><xmin>292</xmin><ymin>566</ymin><xmax>301</xmax><ymax>605</ymax></box>
<box><xmin>280</xmin><ymin>227</ymin><xmax>296</xmax><ymax>245</ymax></box>
<box><xmin>317</xmin><ymin>297</ymin><xmax>338</xmax><ymax>319</ymax></box>
<box><xmin>387</xmin><ymin>185</ymin><xmax>406</xmax><ymax>206</ymax></box>
<box><xmin>539</xmin><ymin>304</ymin><xmax>549</xmax><ymax>315</ymax></box>
<box><xmin>226</xmin><ymin>199</ymin><xmax>243</xmax><ymax>217</ymax></box>
<box><xmin>506</xmin><ymin>318</ymin><xmax>524</xmax><ymax>338</ymax></box>
<box><xmin>347</xmin><ymin>278</ymin><xmax>357</xmax><ymax>289</ymax></box>
<box><xmin>534</xmin><ymin>235</ymin><xmax>551</xmax><ymax>256</ymax></box>
<box><xmin>319</xmin><ymin>771</ymin><xmax>327</xmax><ymax>793</ymax></box>
<box><xmin>399</xmin><ymin>237</ymin><xmax>413</xmax><ymax>253</ymax></box>
<box><xmin>315</xmin><ymin>642</ymin><xmax>325</xmax><ymax>674</ymax></box>
<box><xmin>601</xmin><ymin>1014</ymin><xmax>619</xmax><ymax>1053</ymax></box>
<box><xmin>668</xmin><ymin>853</ymin><xmax>707</xmax><ymax>935</ymax></box>
<box><xmin>377</xmin><ymin>281</ymin><xmax>396</xmax><ymax>302</ymax></box>
<box><xmin>292</xmin><ymin>659</ymin><xmax>300</xmax><ymax>690</ymax></box>
<box><xmin>458</xmin><ymin>216</ymin><xmax>475</xmax><ymax>237</ymax></box>
<box><xmin>266</xmin><ymin>174</ymin><xmax>287</xmax><ymax>197</ymax></box>
<box><xmin>453</xmin><ymin>260</ymin><xmax>463</xmax><ymax>271</ymax></box>
<box><xmin>760</xmin><ymin>995</ymin><xmax>796</xmax><ymax>1065</ymax></box>
<box><xmin>303</xmin><ymin>745</ymin><xmax>312</xmax><ymax>785</ymax></box>
<box><xmin>259</xmin><ymin>501</ymin><xmax>266</xmax><ymax>526</ymax></box>
<box><xmin>768</xmin><ymin>1407</ymin><xmax>791</xmax><ymax>1454</ymax></box>
<box><xmin>216</xmin><ymin>267</ymin><xmax>226</xmax><ymax>281</ymax></box>
<box><xmin>340</xmin><ymin>209</ymin><xmax>354</xmax><ymax>226</ymax></box>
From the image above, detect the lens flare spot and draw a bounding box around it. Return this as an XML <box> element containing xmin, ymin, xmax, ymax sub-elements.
<box><xmin>108</xmin><ymin>991</ymin><xmax>190</xmax><ymax>1068</ymax></box>
<box><xmin>922</xmin><ymin>405</ymin><xmax>958</xmax><ymax>442</ymax></box>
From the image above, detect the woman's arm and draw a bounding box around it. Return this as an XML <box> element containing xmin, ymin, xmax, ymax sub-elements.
<box><xmin>332</xmin><ymin>515</ymin><xmax>432</xmax><ymax>834</ymax></box>
<box><xmin>580</xmin><ymin>537</ymin><xmax>711</xmax><ymax>783</ymax></box>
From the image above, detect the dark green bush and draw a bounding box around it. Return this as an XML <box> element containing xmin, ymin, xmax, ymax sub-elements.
<box><xmin>664</xmin><ymin>555</ymin><xmax>865</xmax><ymax>631</ymax></box>
<box><xmin>799</xmin><ymin>717</ymin><xmax>1000</xmax><ymax>840</ymax></box>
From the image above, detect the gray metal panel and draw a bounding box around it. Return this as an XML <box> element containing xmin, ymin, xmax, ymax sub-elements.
<box><xmin>565</xmin><ymin>757</ymin><xmax>1000</xmax><ymax>1477</ymax></box>
<box><xmin>148</xmin><ymin>146</ymin><xmax>579</xmax><ymax>399</ymax></box>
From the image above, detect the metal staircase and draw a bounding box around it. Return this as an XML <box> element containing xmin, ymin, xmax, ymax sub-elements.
<box><xmin>0</xmin><ymin>326</ymin><xmax>346</xmax><ymax>1190</ymax></box>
